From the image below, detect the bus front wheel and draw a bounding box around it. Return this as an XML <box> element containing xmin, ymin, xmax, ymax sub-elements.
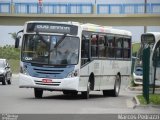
<box><xmin>34</xmin><ymin>88</ymin><xmax>43</xmax><ymax>99</ymax></box>
<box><xmin>2</xmin><ymin>75</ymin><xmax>7</xmax><ymax>85</ymax></box>
<box><xmin>81</xmin><ymin>81</ymin><xmax>90</xmax><ymax>99</ymax></box>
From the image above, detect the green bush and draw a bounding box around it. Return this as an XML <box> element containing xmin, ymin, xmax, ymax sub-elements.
<box><xmin>132</xmin><ymin>43</ymin><xmax>140</xmax><ymax>56</ymax></box>
<box><xmin>8</xmin><ymin>59</ymin><xmax>20</xmax><ymax>73</ymax></box>
<box><xmin>0</xmin><ymin>45</ymin><xmax>20</xmax><ymax>73</ymax></box>
<box><xmin>0</xmin><ymin>45</ymin><xmax>20</xmax><ymax>60</ymax></box>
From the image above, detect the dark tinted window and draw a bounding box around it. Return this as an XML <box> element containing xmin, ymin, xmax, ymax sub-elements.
<box><xmin>123</xmin><ymin>37</ymin><xmax>131</xmax><ymax>59</ymax></box>
<box><xmin>107</xmin><ymin>35</ymin><xmax>115</xmax><ymax>58</ymax></box>
<box><xmin>115</xmin><ymin>36</ymin><xmax>123</xmax><ymax>58</ymax></box>
<box><xmin>98</xmin><ymin>35</ymin><xmax>106</xmax><ymax>57</ymax></box>
<box><xmin>91</xmin><ymin>35</ymin><xmax>98</xmax><ymax>57</ymax></box>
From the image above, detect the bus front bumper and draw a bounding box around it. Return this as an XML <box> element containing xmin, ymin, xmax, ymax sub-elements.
<box><xmin>19</xmin><ymin>73</ymin><xmax>79</xmax><ymax>91</ymax></box>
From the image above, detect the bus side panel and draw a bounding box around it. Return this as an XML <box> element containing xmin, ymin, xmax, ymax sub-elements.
<box><xmin>79</xmin><ymin>60</ymin><xmax>102</xmax><ymax>91</ymax></box>
<box><xmin>92</xmin><ymin>60</ymin><xmax>102</xmax><ymax>90</ymax></box>
<box><xmin>100</xmin><ymin>60</ymin><xmax>131</xmax><ymax>90</ymax></box>
<box><xmin>100</xmin><ymin>60</ymin><xmax>116</xmax><ymax>90</ymax></box>
<box><xmin>78</xmin><ymin>77</ymin><xmax>88</xmax><ymax>91</ymax></box>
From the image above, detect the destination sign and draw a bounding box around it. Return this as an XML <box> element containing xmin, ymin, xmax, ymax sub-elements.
<box><xmin>26</xmin><ymin>23</ymin><xmax>78</xmax><ymax>35</ymax></box>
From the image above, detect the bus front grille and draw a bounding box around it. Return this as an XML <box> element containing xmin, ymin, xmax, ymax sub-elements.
<box><xmin>33</xmin><ymin>68</ymin><xmax>64</xmax><ymax>75</ymax></box>
<box><xmin>34</xmin><ymin>80</ymin><xmax>61</xmax><ymax>86</ymax></box>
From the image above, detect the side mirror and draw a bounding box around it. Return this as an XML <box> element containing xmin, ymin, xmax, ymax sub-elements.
<box><xmin>15</xmin><ymin>37</ymin><xmax>20</xmax><ymax>48</ymax></box>
<box><xmin>15</xmin><ymin>29</ymin><xmax>23</xmax><ymax>48</ymax></box>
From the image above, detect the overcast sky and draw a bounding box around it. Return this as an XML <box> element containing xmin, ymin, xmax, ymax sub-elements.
<box><xmin>0</xmin><ymin>0</ymin><xmax>160</xmax><ymax>46</ymax></box>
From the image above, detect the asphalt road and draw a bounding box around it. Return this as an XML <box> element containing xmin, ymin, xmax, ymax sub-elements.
<box><xmin>0</xmin><ymin>74</ymin><xmax>160</xmax><ymax>114</ymax></box>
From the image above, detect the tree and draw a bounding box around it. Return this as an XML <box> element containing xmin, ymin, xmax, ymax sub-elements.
<box><xmin>8</xmin><ymin>32</ymin><xmax>17</xmax><ymax>41</ymax></box>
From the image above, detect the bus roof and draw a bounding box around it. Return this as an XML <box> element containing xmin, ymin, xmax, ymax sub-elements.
<box><xmin>24</xmin><ymin>21</ymin><xmax>132</xmax><ymax>36</ymax></box>
<box><xmin>81</xmin><ymin>23</ymin><xmax>131</xmax><ymax>36</ymax></box>
<box><xmin>25</xmin><ymin>21</ymin><xmax>81</xmax><ymax>26</ymax></box>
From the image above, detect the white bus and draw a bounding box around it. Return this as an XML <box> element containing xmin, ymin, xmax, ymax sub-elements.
<box><xmin>133</xmin><ymin>32</ymin><xmax>160</xmax><ymax>85</ymax></box>
<box><xmin>16</xmin><ymin>21</ymin><xmax>132</xmax><ymax>99</ymax></box>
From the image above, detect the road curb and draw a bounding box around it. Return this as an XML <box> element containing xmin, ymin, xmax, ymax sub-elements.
<box><xmin>128</xmin><ymin>86</ymin><xmax>160</xmax><ymax>91</ymax></box>
<box><xmin>133</xmin><ymin>96</ymin><xmax>160</xmax><ymax>109</ymax></box>
<box><xmin>128</xmin><ymin>86</ymin><xmax>142</xmax><ymax>91</ymax></box>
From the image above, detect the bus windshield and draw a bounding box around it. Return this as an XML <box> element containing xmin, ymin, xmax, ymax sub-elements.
<box><xmin>22</xmin><ymin>34</ymin><xmax>79</xmax><ymax>65</ymax></box>
<box><xmin>136</xmin><ymin>34</ymin><xmax>155</xmax><ymax>60</ymax></box>
<box><xmin>134</xmin><ymin>34</ymin><xmax>155</xmax><ymax>72</ymax></box>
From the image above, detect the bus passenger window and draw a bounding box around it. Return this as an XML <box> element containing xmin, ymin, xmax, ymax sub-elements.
<box><xmin>91</xmin><ymin>35</ymin><xmax>98</xmax><ymax>57</ymax></box>
<box><xmin>153</xmin><ymin>42</ymin><xmax>160</xmax><ymax>67</ymax></box>
<box><xmin>123</xmin><ymin>38</ymin><xmax>131</xmax><ymax>59</ymax></box>
<box><xmin>115</xmin><ymin>36</ymin><xmax>123</xmax><ymax>58</ymax></box>
<box><xmin>98</xmin><ymin>36</ymin><xmax>105</xmax><ymax>57</ymax></box>
<box><xmin>107</xmin><ymin>35</ymin><xmax>115</xmax><ymax>58</ymax></box>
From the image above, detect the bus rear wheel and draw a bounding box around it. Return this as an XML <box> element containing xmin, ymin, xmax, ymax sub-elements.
<box><xmin>34</xmin><ymin>88</ymin><xmax>43</xmax><ymax>98</ymax></box>
<box><xmin>103</xmin><ymin>75</ymin><xmax>121</xmax><ymax>97</ymax></box>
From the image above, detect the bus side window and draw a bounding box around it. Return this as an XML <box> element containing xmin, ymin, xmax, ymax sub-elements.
<box><xmin>91</xmin><ymin>35</ymin><xmax>98</xmax><ymax>57</ymax></box>
<box><xmin>158</xmin><ymin>47</ymin><xmax>160</xmax><ymax>67</ymax></box>
<box><xmin>153</xmin><ymin>41</ymin><xmax>160</xmax><ymax>67</ymax></box>
<box><xmin>115</xmin><ymin>36</ymin><xmax>123</xmax><ymax>58</ymax></box>
<box><xmin>123</xmin><ymin>37</ymin><xmax>131</xmax><ymax>59</ymax></box>
<box><xmin>81</xmin><ymin>35</ymin><xmax>89</xmax><ymax>66</ymax></box>
<box><xmin>98</xmin><ymin>35</ymin><xmax>106</xmax><ymax>57</ymax></box>
<box><xmin>107</xmin><ymin>34</ymin><xmax>115</xmax><ymax>58</ymax></box>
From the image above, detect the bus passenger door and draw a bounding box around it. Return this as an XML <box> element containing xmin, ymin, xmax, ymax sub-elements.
<box><xmin>152</xmin><ymin>41</ymin><xmax>160</xmax><ymax>85</ymax></box>
<box><xmin>90</xmin><ymin>34</ymin><xmax>101</xmax><ymax>90</ymax></box>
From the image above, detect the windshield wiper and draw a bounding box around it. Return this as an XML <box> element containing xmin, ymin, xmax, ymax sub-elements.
<box><xmin>49</xmin><ymin>33</ymin><xmax>67</xmax><ymax>53</ymax></box>
<box><xmin>54</xmin><ymin>33</ymin><xmax>67</xmax><ymax>48</ymax></box>
<box><xmin>34</xmin><ymin>31</ymin><xmax>50</xmax><ymax>46</ymax></box>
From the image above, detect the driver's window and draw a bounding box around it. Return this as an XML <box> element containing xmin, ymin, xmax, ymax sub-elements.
<box><xmin>153</xmin><ymin>41</ymin><xmax>160</xmax><ymax>67</ymax></box>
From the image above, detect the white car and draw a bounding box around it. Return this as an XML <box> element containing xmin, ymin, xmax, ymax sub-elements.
<box><xmin>133</xmin><ymin>66</ymin><xmax>143</xmax><ymax>85</ymax></box>
<box><xmin>0</xmin><ymin>59</ymin><xmax>12</xmax><ymax>85</ymax></box>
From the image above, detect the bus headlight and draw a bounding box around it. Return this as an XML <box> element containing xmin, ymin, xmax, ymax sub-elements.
<box><xmin>20</xmin><ymin>66</ymin><xmax>29</xmax><ymax>75</ymax></box>
<box><xmin>67</xmin><ymin>69</ymin><xmax>79</xmax><ymax>78</ymax></box>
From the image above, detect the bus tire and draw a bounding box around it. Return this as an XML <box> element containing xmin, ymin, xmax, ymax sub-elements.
<box><xmin>103</xmin><ymin>75</ymin><xmax>121</xmax><ymax>97</ymax></box>
<box><xmin>7</xmin><ymin>73</ymin><xmax>12</xmax><ymax>85</ymax></box>
<box><xmin>34</xmin><ymin>88</ymin><xmax>43</xmax><ymax>99</ymax></box>
<box><xmin>7</xmin><ymin>79</ymin><xmax>11</xmax><ymax>85</ymax></box>
<box><xmin>81</xmin><ymin>81</ymin><xmax>90</xmax><ymax>99</ymax></box>
<box><xmin>112</xmin><ymin>75</ymin><xmax>121</xmax><ymax>97</ymax></box>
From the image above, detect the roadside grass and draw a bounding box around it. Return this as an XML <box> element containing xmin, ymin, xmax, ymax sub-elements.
<box><xmin>137</xmin><ymin>94</ymin><xmax>160</xmax><ymax>105</ymax></box>
<box><xmin>132</xmin><ymin>43</ymin><xmax>140</xmax><ymax>55</ymax></box>
<box><xmin>8</xmin><ymin>59</ymin><xmax>20</xmax><ymax>73</ymax></box>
